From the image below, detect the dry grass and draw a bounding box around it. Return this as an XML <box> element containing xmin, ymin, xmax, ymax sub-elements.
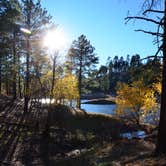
<box><xmin>0</xmin><ymin>101</ymin><xmax>165</xmax><ymax>166</ymax></box>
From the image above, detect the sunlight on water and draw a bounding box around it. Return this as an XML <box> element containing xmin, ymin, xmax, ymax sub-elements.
<box><xmin>40</xmin><ymin>98</ymin><xmax>55</xmax><ymax>104</ymax></box>
<box><xmin>120</xmin><ymin>131</ymin><xmax>146</xmax><ymax>139</ymax></box>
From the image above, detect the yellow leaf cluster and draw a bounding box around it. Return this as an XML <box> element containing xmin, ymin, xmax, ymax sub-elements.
<box><xmin>116</xmin><ymin>80</ymin><xmax>157</xmax><ymax>116</ymax></box>
<box><xmin>53</xmin><ymin>73</ymin><xmax>79</xmax><ymax>100</ymax></box>
<box><xmin>153</xmin><ymin>82</ymin><xmax>162</xmax><ymax>94</ymax></box>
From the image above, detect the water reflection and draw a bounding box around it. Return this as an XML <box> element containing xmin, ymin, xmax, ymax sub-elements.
<box><xmin>120</xmin><ymin>131</ymin><xmax>146</xmax><ymax>139</ymax></box>
<box><xmin>40</xmin><ymin>99</ymin><xmax>116</xmax><ymax>115</ymax></box>
<box><xmin>81</xmin><ymin>100</ymin><xmax>116</xmax><ymax>115</ymax></box>
<box><xmin>40</xmin><ymin>98</ymin><xmax>55</xmax><ymax>104</ymax></box>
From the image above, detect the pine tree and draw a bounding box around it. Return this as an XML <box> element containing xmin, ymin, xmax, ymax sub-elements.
<box><xmin>0</xmin><ymin>0</ymin><xmax>21</xmax><ymax>97</ymax></box>
<box><xmin>21</xmin><ymin>0</ymin><xmax>52</xmax><ymax>111</ymax></box>
<box><xmin>68</xmin><ymin>34</ymin><xmax>98</xmax><ymax>108</ymax></box>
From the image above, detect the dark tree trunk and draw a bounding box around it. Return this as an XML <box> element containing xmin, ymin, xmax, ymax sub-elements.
<box><xmin>156</xmin><ymin>0</ymin><xmax>166</xmax><ymax>154</ymax></box>
<box><xmin>50</xmin><ymin>56</ymin><xmax>56</xmax><ymax>101</ymax></box>
<box><xmin>24</xmin><ymin>36</ymin><xmax>30</xmax><ymax>112</ymax></box>
<box><xmin>18</xmin><ymin>55</ymin><xmax>22</xmax><ymax>98</ymax></box>
<box><xmin>0</xmin><ymin>54</ymin><xmax>1</xmax><ymax>94</ymax></box>
<box><xmin>24</xmin><ymin>2</ymin><xmax>31</xmax><ymax>113</ymax></box>
<box><xmin>78</xmin><ymin>57</ymin><xmax>82</xmax><ymax>109</ymax></box>
<box><xmin>12</xmin><ymin>30</ymin><xmax>17</xmax><ymax>100</ymax></box>
<box><xmin>5</xmin><ymin>55</ymin><xmax>9</xmax><ymax>95</ymax></box>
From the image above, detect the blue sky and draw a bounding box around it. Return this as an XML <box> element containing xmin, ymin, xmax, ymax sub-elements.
<box><xmin>41</xmin><ymin>0</ymin><xmax>158</xmax><ymax>66</ymax></box>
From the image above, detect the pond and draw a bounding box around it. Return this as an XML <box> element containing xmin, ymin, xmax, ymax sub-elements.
<box><xmin>81</xmin><ymin>100</ymin><xmax>116</xmax><ymax>115</ymax></box>
<box><xmin>81</xmin><ymin>100</ymin><xmax>159</xmax><ymax>125</ymax></box>
<box><xmin>120</xmin><ymin>131</ymin><xmax>146</xmax><ymax>139</ymax></box>
<box><xmin>40</xmin><ymin>99</ymin><xmax>117</xmax><ymax>115</ymax></box>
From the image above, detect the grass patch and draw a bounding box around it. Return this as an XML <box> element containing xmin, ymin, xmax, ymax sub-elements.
<box><xmin>47</xmin><ymin>104</ymin><xmax>125</xmax><ymax>140</ymax></box>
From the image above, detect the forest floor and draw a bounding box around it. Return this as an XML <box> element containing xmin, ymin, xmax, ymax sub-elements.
<box><xmin>0</xmin><ymin>95</ymin><xmax>166</xmax><ymax>166</ymax></box>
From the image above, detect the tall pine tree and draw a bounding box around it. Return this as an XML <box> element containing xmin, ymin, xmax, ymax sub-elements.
<box><xmin>21</xmin><ymin>0</ymin><xmax>52</xmax><ymax>111</ymax></box>
<box><xmin>68</xmin><ymin>34</ymin><xmax>98</xmax><ymax>108</ymax></box>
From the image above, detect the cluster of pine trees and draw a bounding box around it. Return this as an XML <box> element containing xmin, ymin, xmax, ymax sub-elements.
<box><xmin>0</xmin><ymin>0</ymin><xmax>51</xmax><ymax>109</ymax></box>
<box><xmin>0</xmin><ymin>1</ymin><xmax>99</xmax><ymax>109</ymax></box>
<box><xmin>82</xmin><ymin>54</ymin><xmax>161</xmax><ymax>95</ymax></box>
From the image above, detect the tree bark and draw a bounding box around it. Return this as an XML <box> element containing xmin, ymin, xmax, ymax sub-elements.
<box><xmin>50</xmin><ymin>55</ymin><xmax>56</xmax><ymax>101</ymax></box>
<box><xmin>156</xmin><ymin>0</ymin><xmax>166</xmax><ymax>154</ymax></box>
<box><xmin>78</xmin><ymin>56</ymin><xmax>82</xmax><ymax>109</ymax></box>
<box><xmin>24</xmin><ymin>1</ymin><xmax>31</xmax><ymax>113</ymax></box>
<box><xmin>18</xmin><ymin>55</ymin><xmax>22</xmax><ymax>98</ymax></box>
<box><xmin>0</xmin><ymin>54</ymin><xmax>1</xmax><ymax>94</ymax></box>
<box><xmin>12</xmin><ymin>30</ymin><xmax>17</xmax><ymax>100</ymax></box>
<box><xmin>5</xmin><ymin>55</ymin><xmax>9</xmax><ymax>95</ymax></box>
<box><xmin>24</xmin><ymin>36</ymin><xmax>30</xmax><ymax>112</ymax></box>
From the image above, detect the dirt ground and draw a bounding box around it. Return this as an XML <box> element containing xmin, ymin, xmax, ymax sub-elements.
<box><xmin>0</xmin><ymin>96</ymin><xmax>166</xmax><ymax>166</ymax></box>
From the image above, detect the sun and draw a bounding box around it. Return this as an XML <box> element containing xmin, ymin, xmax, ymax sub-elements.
<box><xmin>43</xmin><ymin>28</ymin><xmax>66</xmax><ymax>52</ymax></box>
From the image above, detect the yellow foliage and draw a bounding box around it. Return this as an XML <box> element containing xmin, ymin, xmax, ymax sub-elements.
<box><xmin>53</xmin><ymin>73</ymin><xmax>79</xmax><ymax>100</ymax></box>
<box><xmin>153</xmin><ymin>82</ymin><xmax>162</xmax><ymax>94</ymax></box>
<box><xmin>116</xmin><ymin>80</ymin><xmax>157</xmax><ymax>118</ymax></box>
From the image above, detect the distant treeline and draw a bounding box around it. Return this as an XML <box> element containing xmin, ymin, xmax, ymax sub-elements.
<box><xmin>82</xmin><ymin>54</ymin><xmax>161</xmax><ymax>95</ymax></box>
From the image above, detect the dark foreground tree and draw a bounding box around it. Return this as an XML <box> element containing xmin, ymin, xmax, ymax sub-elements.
<box><xmin>125</xmin><ymin>0</ymin><xmax>166</xmax><ymax>154</ymax></box>
<box><xmin>0</xmin><ymin>0</ymin><xmax>21</xmax><ymax>97</ymax></box>
<box><xmin>68</xmin><ymin>34</ymin><xmax>98</xmax><ymax>108</ymax></box>
<box><xmin>157</xmin><ymin>0</ymin><xmax>166</xmax><ymax>154</ymax></box>
<box><xmin>21</xmin><ymin>0</ymin><xmax>51</xmax><ymax>112</ymax></box>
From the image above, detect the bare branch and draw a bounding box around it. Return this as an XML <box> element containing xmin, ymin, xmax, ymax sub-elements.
<box><xmin>156</xmin><ymin>18</ymin><xmax>163</xmax><ymax>55</ymax></box>
<box><xmin>141</xmin><ymin>55</ymin><xmax>163</xmax><ymax>61</ymax></box>
<box><xmin>125</xmin><ymin>16</ymin><xmax>162</xmax><ymax>25</ymax></box>
<box><xmin>135</xmin><ymin>29</ymin><xmax>163</xmax><ymax>37</ymax></box>
<box><xmin>153</xmin><ymin>38</ymin><xmax>162</xmax><ymax>45</ymax></box>
<box><xmin>154</xmin><ymin>45</ymin><xmax>163</xmax><ymax>57</ymax></box>
<box><xmin>150</xmin><ymin>0</ymin><xmax>155</xmax><ymax>9</ymax></box>
<box><xmin>143</xmin><ymin>9</ymin><xmax>164</xmax><ymax>15</ymax></box>
<box><xmin>140</xmin><ymin>45</ymin><xmax>163</xmax><ymax>61</ymax></box>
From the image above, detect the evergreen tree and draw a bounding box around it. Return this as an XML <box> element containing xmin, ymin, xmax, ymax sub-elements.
<box><xmin>68</xmin><ymin>34</ymin><xmax>98</xmax><ymax>108</ymax></box>
<box><xmin>98</xmin><ymin>65</ymin><xmax>109</xmax><ymax>93</ymax></box>
<box><xmin>0</xmin><ymin>0</ymin><xmax>21</xmax><ymax>97</ymax></box>
<box><xmin>21</xmin><ymin>0</ymin><xmax>52</xmax><ymax>111</ymax></box>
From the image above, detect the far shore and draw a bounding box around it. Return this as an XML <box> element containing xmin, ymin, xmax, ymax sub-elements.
<box><xmin>81</xmin><ymin>93</ymin><xmax>116</xmax><ymax>105</ymax></box>
<box><xmin>81</xmin><ymin>99</ymin><xmax>116</xmax><ymax>105</ymax></box>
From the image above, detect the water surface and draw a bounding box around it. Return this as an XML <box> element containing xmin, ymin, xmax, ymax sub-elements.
<box><xmin>81</xmin><ymin>101</ymin><xmax>116</xmax><ymax>115</ymax></box>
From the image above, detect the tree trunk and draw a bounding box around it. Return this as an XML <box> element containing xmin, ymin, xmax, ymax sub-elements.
<box><xmin>5</xmin><ymin>55</ymin><xmax>9</xmax><ymax>95</ymax></box>
<box><xmin>0</xmin><ymin>54</ymin><xmax>1</xmax><ymax>94</ymax></box>
<box><xmin>50</xmin><ymin>55</ymin><xmax>56</xmax><ymax>101</ymax></box>
<box><xmin>12</xmin><ymin>30</ymin><xmax>17</xmax><ymax>100</ymax></box>
<box><xmin>156</xmin><ymin>0</ymin><xmax>166</xmax><ymax>154</ymax></box>
<box><xmin>78</xmin><ymin>56</ymin><xmax>82</xmax><ymax>109</ymax></box>
<box><xmin>24</xmin><ymin>3</ymin><xmax>31</xmax><ymax>112</ymax></box>
<box><xmin>18</xmin><ymin>55</ymin><xmax>22</xmax><ymax>98</ymax></box>
<box><xmin>24</xmin><ymin>36</ymin><xmax>30</xmax><ymax>112</ymax></box>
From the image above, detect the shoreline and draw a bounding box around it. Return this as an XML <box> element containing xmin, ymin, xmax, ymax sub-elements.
<box><xmin>81</xmin><ymin>94</ymin><xmax>116</xmax><ymax>105</ymax></box>
<box><xmin>81</xmin><ymin>99</ymin><xmax>116</xmax><ymax>105</ymax></box>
